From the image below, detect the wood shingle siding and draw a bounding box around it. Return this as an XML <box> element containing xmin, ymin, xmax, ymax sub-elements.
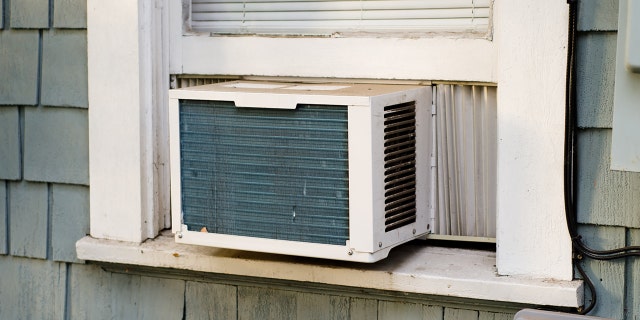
<box><xmin>1</xmin><ymin>0</ymin><xmax>639</xmax><ymax>318</ymax></box>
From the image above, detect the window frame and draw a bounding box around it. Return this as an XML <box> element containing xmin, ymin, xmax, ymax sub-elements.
<box><xmin>85</xmin><ymin>0</ymin><xmax>576</xmax><ymax>298</ymax></box>
<box><xmin>168</xmin><ymin>1</ymin><xmax>496</xmax><ymax>82</ymax></box>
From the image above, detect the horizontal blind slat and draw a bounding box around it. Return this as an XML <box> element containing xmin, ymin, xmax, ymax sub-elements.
<box><xmin>192</xmin><ymin>0</ymin><xmax>491</xmax><ymax>11</ymax></box>
<box><xmin>192</xmin><ymin>18</ymin><xmax>489</xmax><ymax>30</ymax></box>
<box><xmin>191</xmin><ymin>0</ymin><xmax>491</xmax><ymax>34</ymax></box>
<box><xmin>193</xmin><ymin>9</ymin><xmax>490</xmax><ymax>22</ymax></box>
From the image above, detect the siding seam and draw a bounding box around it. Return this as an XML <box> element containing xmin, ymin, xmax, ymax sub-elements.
<box><xmin>5</xmin><ymin>181</ymin><xmax>10</xmax><ymax>252</ymax></box>
<box><xmin>2</xmin><ymin>0</ymin><xmax>9</xmax><ymax>28</ymax></box>
<box><xmin>37</xmin><ymin>29</ymin><xmax>43</xmax><ymax>106</ymax></box>
<box><xmin>47</xmin><ymin>182</ymin><xmax>52</xmax><ymax>260</ymax></box>
<box><xmin>64</xmin><ymin>263</ymin><xmax>71</xmax><ymax>320</ymax></box>
<box><xmin>48</xmin><ymin>0</ymin><xmax>53</xmax><ymax>29</ymax></box>
<box><xmin>19</xmin><ymin>107</ymin><xmax>24</xmax><ymax>180</ymax></box>
<box><xmin>182</xmin><ymin>281</ymin><xmax>187</xmax><ymax>320</ymax></box>
<box><xmin>3</xmin><ymin>181</ymin><xmax>7</xmax><ymax>252</ymax></box>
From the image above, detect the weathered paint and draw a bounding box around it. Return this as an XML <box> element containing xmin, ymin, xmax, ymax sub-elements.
<box><xmin>76</xmin><ymin>234</ymin><xmax>584</xmax><ymax>308</ymax></box>
<box><xmin>10</xmin><ymin>0</ymin><xmax>49</xmax><ymax>29</ymax></box>
<box><xmin>0</xmin><ymin>181</ymin><xmax>6</xmax><ymax>254</ymax></box>
<box><xmin>238</xmin><ymin>286</ymin><xmax>297</xmax><ymax>320</ymax></box>
<box><xmin>479</xmin><ymin>311</ymin><xmax>516</xmax><ymax>320</ymax></box>
<box><xmin>23</xmin><ymin>107</ymin><xmax>89</xmax><ymax>185</ymax></box>
<box><xmin>297</xmin><ymin>292</ymin><xmax>350</xmax><ymax>320</ymax></box>
<box><xmin>576</xmin><ymin>129</ymin><xmax>640</xmax><ymax>228</ymax></box>
<box><xmin>67</xmin><ymin>263</ymin><xmax>185</xmax><ymax>319</ymax></box>
<box><xmin>51</xmin><ymin>183</ymin><xmax>89</xmax><ymax>263</ymax></box>
<box><xmin>0</xmin><ymin>107</ymin><xmax>20</xmax><ymax>180</ymax></box>
<box><xmin>578</xmin><ymin>0</ymin><xmax>619</xmax><ymax>31</ymax></box>
<box><xmin>67</xmin><ymin>263</ymin><xmax>114</xmax><ymax>318</ymax></box>
<box><xmin>96</xmin><ymin>0</ymin><xmax>574</xmax><ymax>284</ymax></box>
<box><xmin>576</xmin><ymin>33</ymin><xmax>618</xmax><ymax>129</ymax></box>
<box><xmin>494</xmin><ymin>0</ymin><xmax>573</xmax><ymax>280</ymax></box>
<box><xmin>1</xmin><ymin>0</ymin><xmax>639</xmax><ymax>319</ymax></box>
<box><xmin>0</xmin><ymin>256</ymin><xmax>66</xmax><ymax>320</ymax></box>
<box><xmin>41</xmin><ymin>29</ymin><xmax>88</xmax><ymax>108</ymax></box>
<box><xmin>577</xmin><ymin>225</ymin><xmax>626</xmax><ymax>319</ymax></box>
<box><xmin>348</xmin><ymin>298</ymin><xmax>378</xmax><ymax>320</ymax></box>
<box><xmin>8</xmin><ymin>181</ymin><xmax>48</xmax><ymax>259</ymax></box>
<box><xmin>0</xmin><ymin>30</ymin><xmax>39</xmax><ymax>105</ymax></box>
<box><xmin>185</xmin><ymin>281</ymin><xmax>237</xmax><ymax>320</ymax></box>
<box><xmin>53</xmin><ymin>0</ymin><xmax>87</xmax><ymax>29</ymax></box>
<box><xmin>445</xmin><ymin>307</ymin><xmax>479</xmax><ymax>320</ymax></box>
<box><xmin>378</xmin><ymin>301</ymin><xmax>426</xmax><ymax>320</ymax></box>
<box><xmin>87</xmin><ymin>0</ymin><xmax>168</xmax><ymax>242</ymax></box>
<box><xmin>0</xmin><ymin>254</ymin><xmax>539</xmax><ymax>319</ymax></box>
<box><xmin>628</xmin><ymin>229</ymin><xmax>640</xmax><ymax>320</ymax></box>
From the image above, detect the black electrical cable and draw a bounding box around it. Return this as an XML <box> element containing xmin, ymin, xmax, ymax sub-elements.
<box><xmin>574</xmin><ymin>260</ymin><xmax>597</xmax><ymax>315</ymax></box>
<box><xmin>562</xmin><ymin>1</ymin><xmax>597</xmax><ymax>314</ymax></box>
<box><xmin>564</xmin><ymin>0</ymin><xmax>640</xmax><ymax>314</ymax></box>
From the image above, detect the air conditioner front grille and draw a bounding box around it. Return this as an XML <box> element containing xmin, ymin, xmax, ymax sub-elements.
<box><xmin>383</xmin><ymin>101</ymin><xmax>417</xmax><ymax>232</ymax></box>
<box><xmin>179</xmin><ymin>100</ymin><xmax>350</xmax><ymax>245</ymax></box>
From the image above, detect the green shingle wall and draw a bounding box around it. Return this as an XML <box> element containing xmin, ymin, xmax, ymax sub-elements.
<box><xmin>0</xmin><ymin>0</ymin><xmax>523</xmax><ymax>318</ymax></box>
<box><xmin>0</xmin><ymin>107</ymin><xmax>21</xmax><ymax>180</ymax></box>
<box><xmin>10</xmin><ymin>0</ymin><xmax>49</xmax><ymax>29</ymax></box>
<box><xmin>8</xmin><ymin>181</ymin><xmax>48</xmax><ymax>259</ymax></box>
<box><xmin>576</xmin><ymin>32</ymin><xmax>617</xmax><ymax>129</ymax></box>
<box><xmin>576</xmin><ymin>225</ymin><xmax>627</xmax><ymax>319</ymax></box>
<box><xmin>0</xmin><ymin>30</ymin><xmax>39</xmax><ymax>105</ymax></box>
<box><xmin>0</xmin><ymin>0</ymin><xmax>89</xmax><ymax>266</ymax></box>
<box><xmin>0</xmin><ymin>0</ymin><xmax>637</xmax><ymax>319</ymax></box>
<box><xmin>575</xmin><ymin>0</ymin><xmax>640</xmax><ymax>318</ymax></box>
<box><xmin>41</xmin><ymin>30</ymin><xmax>88</xmax><ymax>108</ymax></box>
<box><xmin>24</xmin><ymin>107</ymin><xmax>88</xmax><ymax>185</ymax></box>
<box><xmin>0</xmin><ymin>257</ymin><xmax>67</xmax><ymax>320</ymax></box>
<box><xmin>578</xmin><ymin>0</ymin><xmax>619</xmax><ymax>31</ymax></box>
<box><xmin>51</xmin><ymin>184</ymin><xmax>89</xmax><ymax>263</ymax></box>
<box><xmin>577</xmin><ymin>129</ymin><xmax>640</xmax><ymax>227</ymax></box>
<box><xmin>0</xmin><ymin>182</ymin><xmax>6</xmax><ymax>255</ymax></box>
<box><xmin>53</xmin><ymin>0</ymin><xmax>87</xmax><ymax>28</ymax></box>
<box><xmin>0</xmin><ymin>7</ymin><xmax>89</xmax><ymax>277</ymax></box>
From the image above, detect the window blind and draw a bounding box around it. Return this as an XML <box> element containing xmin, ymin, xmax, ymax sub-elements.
<box><xmin>190</xmin><ymin>0</ymin><xmax>491</xmax><ymax>35</ymax></box>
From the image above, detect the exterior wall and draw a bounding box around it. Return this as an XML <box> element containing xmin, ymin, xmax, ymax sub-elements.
<box><xmin>0</xmin><ymin>1</ymin><xmax>521</xmax><ymax>318</ymax></box>
<box><xmin>0</xmin><ymin>0</ymin><xmax>636</xmax><ymax>319</ymax></box>
<box><xmin>575</xmin><ymin>0</ymin><xmax>640</xmax><ymax>318</ymax></box>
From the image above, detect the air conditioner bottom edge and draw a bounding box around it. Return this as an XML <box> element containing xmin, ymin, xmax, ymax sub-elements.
<box><xmin>175</xmin><ymin>225</ymin><xmax>423</xmax><ymax>263</ymax></box>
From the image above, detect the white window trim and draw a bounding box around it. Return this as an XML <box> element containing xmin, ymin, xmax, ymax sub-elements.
<box><xmin>83</xmin><ymin>0</ymin><xmax>578</xmax><ymax>306</ymax></box>
<box><xmin>168</xmin><ymin>1</ymin><xmax>496</xmax><ymax>81</ymax></box>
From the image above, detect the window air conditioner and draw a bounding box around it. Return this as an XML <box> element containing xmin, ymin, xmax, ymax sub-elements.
<box><xmin>169</xmin><ymin>81</ymin><xmax>433</xmax><ymax>262</ymax></box>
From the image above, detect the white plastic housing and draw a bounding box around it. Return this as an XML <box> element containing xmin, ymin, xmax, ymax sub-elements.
<box><xmin>169</xmin><ymin>81</ymin><xmax>432</xmax><ymax>262</ymax></box>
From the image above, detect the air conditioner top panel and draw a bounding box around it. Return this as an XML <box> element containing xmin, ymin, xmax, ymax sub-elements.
<box><xmin>169</xmin><ymin>80</ymin><xmax>427</xmax><ymax>109</ymax></box>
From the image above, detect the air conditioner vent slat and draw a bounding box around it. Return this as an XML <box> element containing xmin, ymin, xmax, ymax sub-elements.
<box><xmin>383</xmin><ymin>101</ymin><xmax>417</xmax><ymax>232</ymax></box>
<box><xmin>384</xmin><ymin>148</ymin><xmax>416</xmax><ymax>162</ymax></box>
<box><xmin>384</xmin><ymin>164</ymin><xmax>416</xmax><ymax>182</ymax></box>
<box><xmin>385</xmin><ymin>188</ymin><xmax>416</xmax><ymax>206</ymax></box>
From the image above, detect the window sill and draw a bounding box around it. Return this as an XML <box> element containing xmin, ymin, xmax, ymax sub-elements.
<box><xmin>76</xmin><ymin>232</ymin><xmax>583</xmax><ymax>308</ymax></box>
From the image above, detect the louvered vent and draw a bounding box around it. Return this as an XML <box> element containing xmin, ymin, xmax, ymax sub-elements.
<box><xmin>383</xmin><ymin>101</ymin><xmax>417</xmax><ymax>232</ymax></box>
<box><xmin>179</xmin><ymin>100</ymin><xmax>350</xmax><ymax>245</ymax></box>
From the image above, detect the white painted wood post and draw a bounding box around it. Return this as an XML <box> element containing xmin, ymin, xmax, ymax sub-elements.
<box><xmin>494</xmin><ymin>0</ymin><xmax>573</xmax><ymax>280</ymax></box>
<box><xmin>87</xmin><ymin>0</ymin><xmax>169</xmax><ymax>242</ymax></box>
